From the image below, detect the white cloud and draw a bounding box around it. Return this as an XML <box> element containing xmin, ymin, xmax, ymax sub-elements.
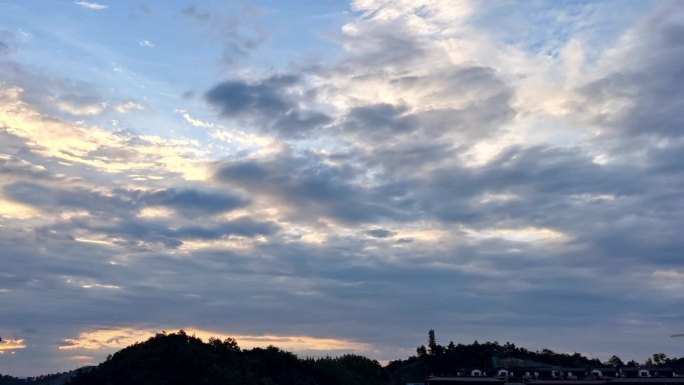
<box><xmin>57</xmin><ymin>100</ymin><xmax>107</xmax><ymax>116</ymax></box>
<box><xmin>138</xmin><ymin>40</ymin><xmax>155</xmax><ymax>48</ymax></box>
<box><xmin>114</xmin><ymin>101</ymin><xmax>144</xmax><ymax>114</ymax></box>
<box><xmin>74</xmin><ymin>1</ymin><xmax>108</xmax><ymax>10</ymax></box>
<box><xmin>175</xmin><ymin>109</ymin><xmax>214</xmax><ymax>128</ymax></box>
<box><xmin>464</xmin><ymin>226</ymin><xmax>569</xmax><ymax>243</ymax></box>
<box><xmin>0</xmin><ymin>85</ymin><xmax>208</xmax><ymax>180</ymax></box>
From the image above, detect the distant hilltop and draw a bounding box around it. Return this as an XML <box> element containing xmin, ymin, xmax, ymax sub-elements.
<box><xmin>388</xmin><ymin>330</ymin><xmax>684</xmax><ymax>385</ymax></box>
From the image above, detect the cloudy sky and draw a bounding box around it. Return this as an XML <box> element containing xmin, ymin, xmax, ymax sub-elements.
<box><xmin>1</xmin><ymin>0</ymin><xmax>684</xmax><ymax>376</ymax></box>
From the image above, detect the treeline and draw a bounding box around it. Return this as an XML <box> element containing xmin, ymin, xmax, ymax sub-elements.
<box><xmin>0</xmin><ymin>375</ymin><xmax>28</xmax><ymax>385</ymax></box>
<box><xmin>64</xmin><ymin>330</ymin><xmax>385</xmax><ymax>385</ymax></box>
<box><xmin>388</xmin><ymin>329</ymin><xmax>601</xmax><ymax>377</ymax></box>
<box><xmin>386</xmin><ymin>330</ymin><xmax>684</xmax><ymax>384</ymax></box>
<box><xmin>0</xmin><ymin>372</ymin><xmax>76</xmax><ymax>385</ymax></box>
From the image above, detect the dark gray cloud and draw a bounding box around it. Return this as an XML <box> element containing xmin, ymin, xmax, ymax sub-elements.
<box><xmin>272</xmin><ymin>110</ymin><xmax>331</xmax><ymax>137</ymax></box>
<box><xmin>213</xmin><ymin>144</ymin><xmax>642</xmax><ymax>234</ymax></box>
<box><xmin>61</xmin><ymin>216</ymin><xmax>278</xmax><ymax>248</ymax></box>
<box><xmin>1</xmin><ymin>178</ymin><xmax>271</xmax><ymax>252</ymax></box>
<box><xmin>4</xmin><ymin>182</ymin><xmax>133</xmax><ymax>216</ymax></box>
<box><xmin>205</xmin><ymin>75</ymin><xmax>331</xmax><ymax>138</ymax></box>
<box><xmin>344</xmin><ymin>103</ymin><xmax>417</xmax><ymax>140</ymax></box>
<box><xmin>214</xmin><ymin>152</ymin><xmax>414</xmax><ymax>224</ymax></box>
<box><xmin>428</xmin><ymin>145</ymin><xmax>639</xmax><ymax>202</ymax></box>
<box><xmin>0</xmin><ymin>152</ymin><xmax>53</xmax><ymax>180</ymax></box>
<box><xmin>132</xmin><ymin>188</ymin><xmax>248</xmax><ymax>218</ymax></box>
<box><xmin>206</xmin><ymin>75</ymin><xmax>299</xmax><ymax>117</ymax></box>
<box><xmin>364</xmin><ymin>228</ymin><xmax>395</xmax><ymax>238</ymax></box>
<box><xmin>3</xmin><ymin>182</ymin><xmax>250</xmax><ymax>218</ymax></box>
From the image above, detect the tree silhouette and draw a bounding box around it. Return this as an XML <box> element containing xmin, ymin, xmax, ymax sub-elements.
<box><xmin>428</xmin><ymin>329</ymin><xmax>437</xmax><ymax>356</ymax></box>
<box><xmin>606</xmin><ymin>355</ymin><xmax>625</xmax><ymax>368</ymax></box>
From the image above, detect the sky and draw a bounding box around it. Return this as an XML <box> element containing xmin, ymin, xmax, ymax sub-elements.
<box><xmin>0</xmin><ymin>0</ymin><xmax>683</xmax><ymax>377</ymax></box>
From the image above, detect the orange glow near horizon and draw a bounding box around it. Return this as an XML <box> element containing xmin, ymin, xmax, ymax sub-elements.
<box><xmin>0</xmin><ymin>339</ymin><xmax>27</xmax><ymax>353</ymax></box>
<box><xmin>58</xmin><ymin>327</ymin><xmax>371</xmax><ymax>352</ymax></box>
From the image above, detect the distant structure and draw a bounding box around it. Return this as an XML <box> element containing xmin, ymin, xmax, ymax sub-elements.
<box><xmin>424</xmin><ymin>366</ymin><xmax>684</xmax><ymax>385</ymax></box>
<box><xmin>671</xmin><ymin>334</ymin><xmax>684</xmax><ymax>338</ymax></box>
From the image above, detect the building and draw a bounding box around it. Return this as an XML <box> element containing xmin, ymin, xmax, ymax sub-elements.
<box><xmin>425</xmin><ymin>376</ymin><xmax>506</xmax><ymax>385</ymax></box>
<box><xmin>610</xmin><ymin>378</ymin><xmax>684</xmax><ymax>385</ymax></box>
<box><xmin>533</xmin><ymin>367</ymin><xmax>561</xmax><ymax>379</ymax></box>
<box><xmin>621</xmin><ymin>368</ymin><xmax>649</xmax><ymax>378</ymax></box>
<box><xmin>592</xmin><ymin>368</ymin><xmax>620</xmax><ymax>378</ymax></box>
<box><xmin>644</xmin><ymin>368</ymin><xmax>674</xmax><ymax>378</ymax></box>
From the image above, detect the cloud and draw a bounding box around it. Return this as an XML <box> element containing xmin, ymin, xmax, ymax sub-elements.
<box><xmin>206</xmin><ymin>75</ymin><xmax>299</xmax><ymax>117</ymax></box>
<box><xmin>134</xmin><ymin>188</ymin><xmax>248</xmax><ymax>218</ymax></box>
<box><xmin>59</xmin><ymin>328</ymin><xmax>154</xmax><ymax>350</ymax></box>
<box><xmin>56</xmin><ymin>100</ymin><xmax>107</xmax><ymax>116</ymax></box>
<box><xmin>75</xmin><ymin>1</ymin><xmax>108</xmax><ymax>10</ymax></box>
<box><xmin>214</xmin><ymin>152</ymin><xmax>412</xmax><ymax>224</ymax></box>
<box><xmin>363</xmin><ymin>229</ymin><xmax>395</xmax><ymax>238</ymax></box>
<box><xmin>138</xmin><ymin>40</ymin><xmax>154</xmax><ymax>48</ymax></box>
<box><xmin>343</xmin><ymin>103</ymin><xmax>417</xmax><ymax>139</ymax></box>
<box><xmin>181</xmin><ymin>6</ymin><xmax>211</xmax><ymax>21</ymax></box>
<box><xmin>3</xmin><ymin>182</ymin><xmax>132</xmax><ymax>216</ymax></box>
<box><xmin>114</xmin><ymin>101</ymin><xmax>144</xmax><ymax>113</ymax></box>
<box><xmin>180</xmin><ymin>5</ymin><xmax>268</xmax><ymax>63</ymax></box>
<box><xmin>176</xmin><ymin>109</ymin><xmax>215</xmax><ymax>128</ymax></box>
<box><xmin>0</xmin><ymin>338</ymin><xmax>26</xmax><ymax>353</ymax></box>
<box><xmin>66</xmin><ymin>216</ymin><xmax>278</xmax><ymax>248</ymax></box>
<box><xmin>1</xmin><ymin>181</ymin><xmax>267</xmax><ymax>249</ymax></box>
<box><xmin>0</xmin><ymin>86</ymin><xmax>208</xmax><ymax>180</ymax></box>
<box><xmin>205</xmin><ymin>75</ymin><xmax>331</xmax><ymax>138</ymax></box>
<box><xmin>0</xmin><ymin>29</ymin><xmax>16</xmax><ymax>55</ymax></box>
<box><xmin>581</xmin><ymin>3</ymin><xmax>684</xmax><ymax>141</ymax></box>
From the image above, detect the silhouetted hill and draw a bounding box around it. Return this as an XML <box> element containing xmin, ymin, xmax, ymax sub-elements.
<box><xmin>385</xmin><ymin>339</ymin><xmax>599</xmax><ymax>384</ymax></box>
<box><xmin>386</xmin><ymin>329</ymin><xmax>684</xmax><ymax>384</ymax></box>
<box><xmin>63</xmin><ymin>330</ymin><xmax>386</xmax><ymax>385</ymax></box>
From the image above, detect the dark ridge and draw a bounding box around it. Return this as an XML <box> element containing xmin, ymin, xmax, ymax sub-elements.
<box><xmin>62</xmin><ymin>330</ymin><xmax>385</xmax><ymax>385</ymax></box>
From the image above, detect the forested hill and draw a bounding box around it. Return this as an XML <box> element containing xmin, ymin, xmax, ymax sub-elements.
<box><xmin>387</xmin><ymin>330</ymin><xmax>683</xmax><ymax>385</ymax></box>
<box><xmin>63</xmin><ymin>330</ymin><xmax>386</xmax><ymax>385</ymax></box>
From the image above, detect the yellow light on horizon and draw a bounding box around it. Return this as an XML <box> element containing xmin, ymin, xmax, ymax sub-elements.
<box><xmin>0</xmin><ymin>338</ymin><xmax>27</xmax><ymax>353</ymax></box>
<box><xmin>58</xmin><ymin>327</ymin><xmax>371</xmax><ymax>352</ymax></box>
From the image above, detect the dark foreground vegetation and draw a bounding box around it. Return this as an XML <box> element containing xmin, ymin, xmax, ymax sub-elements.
<box><xmin>68</xmin><ymin>330</ymin><xmax>384</xmax><ymax>385</ymax></box>
<box><xmin>1</xmin><ymin>330</ymin><xmax>682</xmax><ymax>385</ymax></box>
